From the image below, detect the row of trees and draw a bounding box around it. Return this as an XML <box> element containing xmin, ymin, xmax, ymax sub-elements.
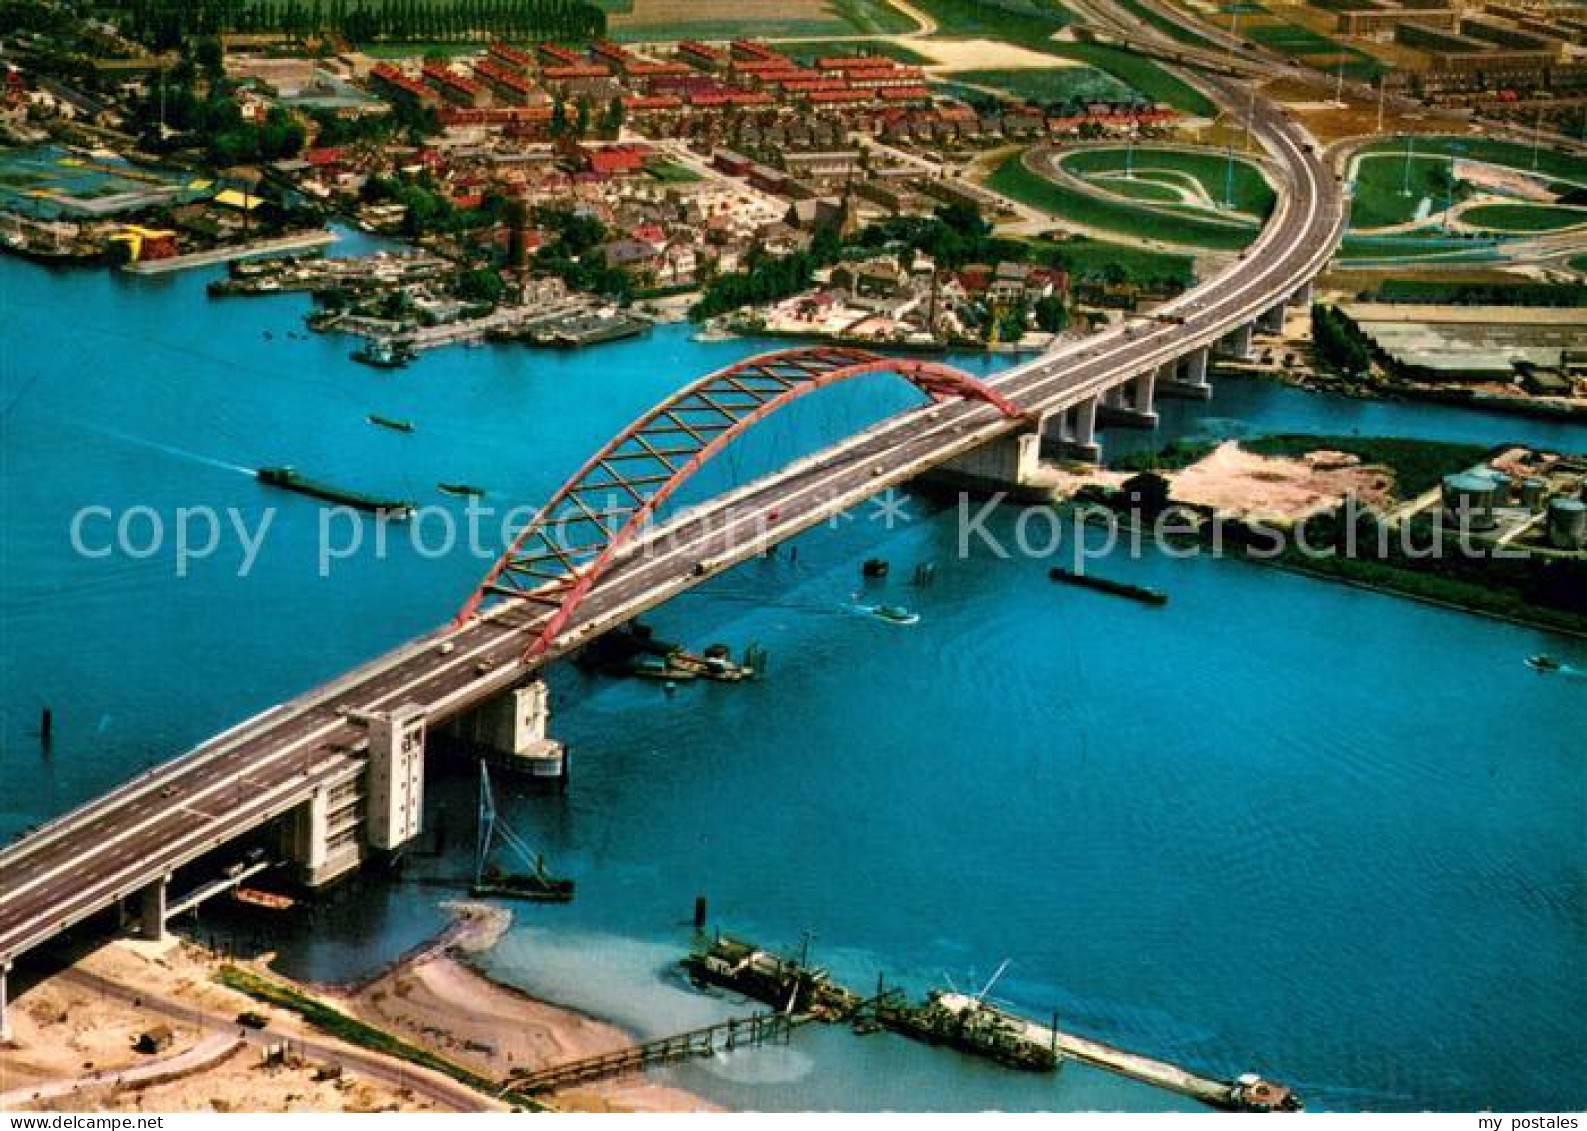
<box><xmin>1310</xmin><ymin>303</ymin><xmax>1374</xmax><ymax>378</ymax></box>
<box><xmin>107</xmin><ymin>0</ymin><xmax>605</xmax><ymax>49</ymax></box>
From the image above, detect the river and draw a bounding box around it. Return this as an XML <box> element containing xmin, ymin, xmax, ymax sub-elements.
<box><xmin>1</xmin><ymin>242</ymin><xmax>1582</xmax><ymax>1111</ymax></box>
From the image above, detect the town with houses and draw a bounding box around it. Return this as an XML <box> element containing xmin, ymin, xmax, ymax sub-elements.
<box><xmin>0</xmin><ymin>8</ymin><xmax>1199</xmax><ymax>359</ymax></box>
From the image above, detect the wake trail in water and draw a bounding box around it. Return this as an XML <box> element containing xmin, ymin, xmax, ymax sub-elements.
<box><xmin>75</xmin><ymin>419</ymin><xmax>254</xmax><ymax>476</ymax></box>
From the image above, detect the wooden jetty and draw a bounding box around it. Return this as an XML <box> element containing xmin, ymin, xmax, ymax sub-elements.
<box><xmin>506</xmin><ymin>1012</ymin><xmax>795</xmax><ymax>1095</ymax></box>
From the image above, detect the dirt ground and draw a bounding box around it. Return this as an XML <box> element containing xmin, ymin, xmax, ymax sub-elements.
<box><xmin>0</xmin><ymin>940</ymin><xmax>444</xmax><ymax>1113</ymax></box>
<box><xmin>0</xmin><ymin>904</ymin><xmax>713</xmax><ymax>1114</ymax></box>
<box><xmin>1168</xmin><ymin>441</ymin><xmax>1398</xmax><ymax>521</ymax></box>
<box><xmin>911</xmin><ymin>38</ymin><xmax>1084</xmax><ymax>71</ymax></box>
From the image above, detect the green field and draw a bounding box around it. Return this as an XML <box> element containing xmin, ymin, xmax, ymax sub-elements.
<box><xmin>1044</xmin><ymin>44</ymin><xmax>1218</xmax><ymax>117</ymax></box>
<box><xmin>1337</xmin><ymin>232</ymin><xmax>1504</xmax><ymax>263</ymax></box>
<box><xmin>989</xmin><ymin>150</ymin><xmax>1264</xmax><ymax>250</ymax></box>
<box><xmin>1349</xmin><ymin>153</ymin><xmax>1459</xmax><ymax>230</ymax></box>
<box><xmin>1460</xmin><ymin>203</ymin><xmax>1587</xmax><ymax>233</ymax></box>
<box><xmin>907</xmin><ymin>0</ymin><xmax>1072</xmax><ymax>45</ymax></box>
<box><xmin>1031</xmin><ymin>234</ymin><xmax>1196</xmax><ymax>284</ymax></box>
<box><xmin>1060</xmin><ymin>146</ymin><xmax>1275</xmax><ymax>215</ymax></box>
<box><xmin>1245</xmin><ymin>21</ymin><xmax>1340</xmax><ymax>54</ymax></box>
<box><xmin>1113</xmin><ymin>0</ymin><xmax>1220</xmax><ymax>48</ymax></box>
<box><xmin>1090</xmin><ymin>173</ymin><xmax>1185</xmax><ymax>203</ymax></box>
<box><xmin>609</xmin><ymin>0</ymin><xmax>915</xmax><ymax>41</ymax></box>
<box><xmin>1350</xmin><ymin>137</ymin><xmax>1587</xmax><ymax>233</ymax></box>
<box><xmin>946</xmin><ymin>66</ymin><xmax>1136</xmax><ymax>106</ymax></box>
<box><xmin>647</xmin><ymin>159</ymin><xmax>702</xmax><ymax>183</ymax></box>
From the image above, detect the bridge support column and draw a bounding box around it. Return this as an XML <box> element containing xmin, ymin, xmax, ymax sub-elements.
<box><xmin>367</xmin><ymin>704</ymin><xmax>427</xmax><ymax>850</ymax></box>
<box><xmin>137</xmin><ymin>875</ymin><xmax>169</xmax><ymax>944</ymax></box>
<box><xmin>1159</xmin><ymin>348</ymin><xmax>1213</xmax><ymax>400</ymax></box>
<box><xmin>1</xmin><ymin>961</ymin><xmax>11</xmax><ymax>1042</ymax></box>
<box><xmin>284</xmin><ymin>762</ymin><xmax>366</xmax><ymax>888</ymax></box>
<box><xmin>1293</xmin><ymin>279</ymin><xmax>1314</xmax><ymax>308</ymax></box>
<box><xmin>1038</xmin><ymin>395</ymin><xmax>1100</xmax><ymax>462</ymax></box>
<box><xmin>450</xmin><ymin>681</ymin><xmax>567</xmax><ymax>786</ymax></box>
<box><xmin>1259</xmin><ymin>302</ymin><xmax>1286</xmax><ymax>335</ymax></box>
<box><xmin>1096</xmin><ymin>370</ymin><xmax>1158</xmax><ymax>429</ymax></box>
<box><xmin>1219</xmin><ymin>322</ymin><xmax>1255</xmax><ymax>360</ymax></box>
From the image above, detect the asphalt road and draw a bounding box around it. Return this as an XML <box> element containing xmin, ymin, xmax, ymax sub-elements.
<box><xmin>0</xmin><ymin>81</ymin><xmax>1343</xmax><ymax>973</ymax></box>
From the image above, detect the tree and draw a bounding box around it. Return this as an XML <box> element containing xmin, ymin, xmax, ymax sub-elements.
<box><xmin>457</xmin><ymin>267</ymin><xmax>506</xmax><ymax>304</ymax></box>
<box><xmin>602</xmin><ymin>95</ymin><xmax>625</xmax><ymax>138</ymax></box>
<box><xmin>1033</xmin><ymin>294</ymin><xmax>1069</xmax><ymax>333</ymax></box>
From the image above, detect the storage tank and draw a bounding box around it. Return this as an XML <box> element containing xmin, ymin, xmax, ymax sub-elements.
<box><xmin>1483</xmin><ymin>470</ymin><xmax>1512</xmax><ymax>507</ymax></box>
<box><xmin>1547</xmin><ymin>497</ymin><xmax>1587</xmax><ymax>550</ymax></box>
<box><xmin>1520</xmin><ymin>478</ymin><xmax>1547</xmax><ymax>510</ymax></box>
<box><xmin>1442</xmin><ymin>472</ymin><xmax>1498</xmax><ymax>531</ymax></box>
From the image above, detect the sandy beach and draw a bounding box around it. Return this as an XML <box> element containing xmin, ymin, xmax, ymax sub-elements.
<box><xmin>329</xmin><ymin>903</ymin><xmax>715</xmax><ymax>1113</ymax></box>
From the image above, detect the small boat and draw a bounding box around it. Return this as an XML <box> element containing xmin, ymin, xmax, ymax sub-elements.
<box><xmin>1526</xmin><ymin>654</ymin><xmax>1562</xmax><ymax>673</ymax></box>
<box><xmin>864</xmin><ymin>603</ymin><xmax>919</xmax><ymax>626</ymax></box>
<box><xmin>438</xmin><ymin>481</ymin><xmax>485</xmax><ymax>498</ymax></box>
<box><xmin>367</xmin><ymin>414</ymin><xmax>415</xmax><ymax>433</ymax></box>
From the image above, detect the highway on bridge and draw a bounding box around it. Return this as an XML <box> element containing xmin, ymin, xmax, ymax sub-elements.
<box><xmin>0</xmin><ymin>78</ymin><xmax>1344</xmax><ymax>978</ymax></box>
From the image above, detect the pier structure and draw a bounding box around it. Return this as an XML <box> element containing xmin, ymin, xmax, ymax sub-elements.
<box><xmin>0</xmin><ymin>75</ymin><xmax>1344</xmax><ymax>1039</ymax></box>
<box><xmin>508</xmin><ymin>1013</ymin><xmax>795</xmax><ymax>1095</ymax></box>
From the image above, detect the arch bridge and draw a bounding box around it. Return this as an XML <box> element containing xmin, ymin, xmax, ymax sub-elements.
<box><xmin>457</xmin><ymin>345</ymin><xmax>1026</xmax><ymax>657</ymax></box>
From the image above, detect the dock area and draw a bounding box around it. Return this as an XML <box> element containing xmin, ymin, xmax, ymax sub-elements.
<box><xmin>207</xmin><ymin>250</ymin><xmax>452</xmax><ymax>296</ymax></box>
<box><xmin>122</xmin><ymin>229</ymin><xmax>337</xmax><ymax>274</ymax></box>
<box><xmin>324</xmin><ymin>298</ymin><xmax>605</xmax><ymax>354</ymax></box>
<box><xmin>682</xmin><ymin>934</ymin><xmax>1301</xmax><ymax>1112</ymax></box>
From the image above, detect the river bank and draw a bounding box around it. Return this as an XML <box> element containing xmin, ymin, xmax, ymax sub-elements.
<box><xmin>0</xmin><ymin>903</ymin><xmax>713</xmax><ymax>1113</ymax></box>
<box><xmin>323</xmin><ymin>902</ymin><xmax>714</xmax><ymax>1113</ymax></box>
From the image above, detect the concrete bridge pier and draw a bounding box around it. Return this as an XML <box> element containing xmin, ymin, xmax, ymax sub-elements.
<box><xmin>137</xmin><ymin>874</ymin><xmax>169</xmax><ymax>943</ymax></box>
<box><xmin>1</xmin><ymin>960</ymin><xmax>11</xmax><ymax>1041</ymax></box>
<box><xmin>931</xmin><ymin>425</ymin><xmax>1044</xmax><ymax>493</ymax></box>
<box><xmin>1159</xmin><ymin>348</ymin><xmax>1212</xmax><ymax>400</ymax></box>
<box><xmin>1259</xmin><ymin>302</ymin><xmax>1286</xmax><ymax>335</ymax></box>
<box><xmin>1217</xmin><ymin>322</ymin><xmax>1255</xmax><ymax>360</ymax></box>
<box><xmin>1097</xmin><ymin>369</ymin><xmax>1158</xmax><ymax>429</ymax></box>
<box><xmin>1039</xmin><ymin>395</ymin><xmax>1101</xmax><ymax>462</ymax></box>
<box><xmin>449</xmin><ymin>681</ymin><xmax>567</xmax><ymax>786</ymax></box>
<box><xmin>283</xmin><ymin>763</ymin><xmax>367</xmax><ymax>888</ymax></box>
<box><xmin>1293</xmin><ymin>279</ymin><xmax>1314</xmax><ymax>308</ymax></box>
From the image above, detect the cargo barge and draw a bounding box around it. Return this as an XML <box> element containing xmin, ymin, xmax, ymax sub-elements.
<box><xmin>256</xmin><ymin>466</ymin><xmax>415</xmax><ymax>518</ymax></box>
<box><xmin>682</xmin><ymin>934</ymin><xmax>862</xmax><ymax>1019</ymax></box>
<box><xmin>1049</xmin><ymin>566</ymin><xmax>1167</xmax><ymax>605</ymax></box>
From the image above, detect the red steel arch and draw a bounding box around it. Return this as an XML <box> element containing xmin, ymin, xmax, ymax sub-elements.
<box><xmin>456</xmin><ymin>345</ymin><xmax>1024</xmax><ymax>656</ymax></box>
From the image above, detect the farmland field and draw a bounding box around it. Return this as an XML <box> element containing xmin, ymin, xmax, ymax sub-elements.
<box><xmin>607</xmin><ymin>0</ymin><xmax>915</xmax><ymax>40</ymax></box>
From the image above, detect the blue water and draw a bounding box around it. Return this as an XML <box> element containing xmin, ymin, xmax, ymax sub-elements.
<box><xmin>1</xmin><ymin>243</ymin><xmax>1583</xmax><ymax>1112</ymax></box>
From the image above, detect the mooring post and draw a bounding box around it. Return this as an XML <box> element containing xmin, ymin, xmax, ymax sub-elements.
<box><xmin>694</xmin><ymin>894</ymin><xmax>707</xmax><ymax>932</ymax></box>
<box><xmin>40</xmin><ymin>706</ymin><xmax>52</xmax><ymax>747</ymax></box>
